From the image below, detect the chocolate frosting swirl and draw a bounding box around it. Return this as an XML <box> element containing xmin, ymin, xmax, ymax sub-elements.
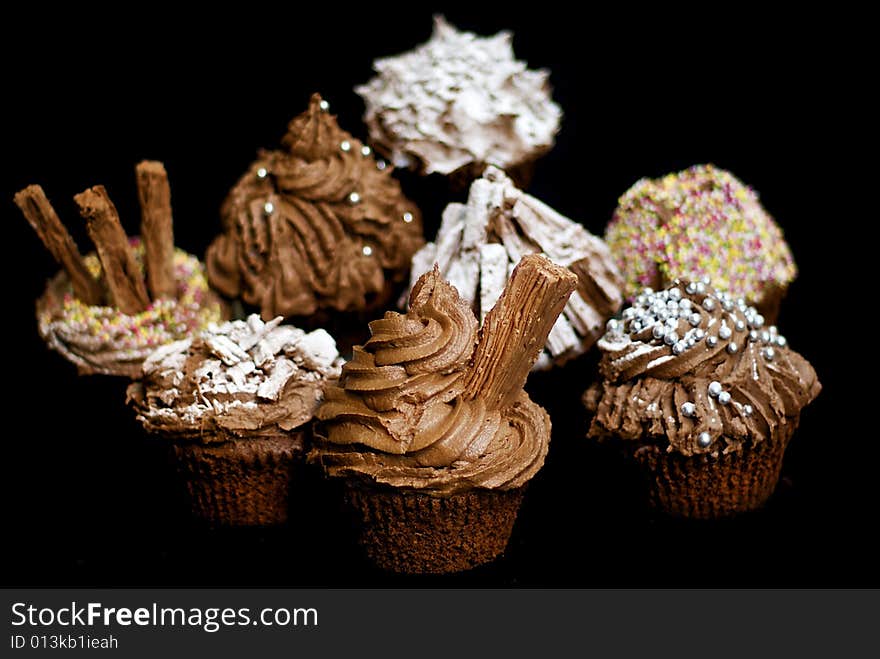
<box><xmin>206</xmin><ymin>94</ymin><xmax>424</xmax><ymax>320</ymax></box>
<box><xmin>585</xmin><ymin>279</ymin><xmax>820</xmax><ymax>456</ymax></box>
<box><xmin>311</xmin><ymin>268</ymin><xmax>550</xmax><ymax>495</ymax></box>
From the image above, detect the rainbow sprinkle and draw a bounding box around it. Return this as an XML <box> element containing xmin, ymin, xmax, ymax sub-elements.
<box><xmin>605</xmin><ymin>164</ymin><xmax>797</xmax><ymax>303</ymax></box>
<box><xmin>38</xmin><ymin>239</ymin><xmax>222</xmax><ymax>356</ymax></box>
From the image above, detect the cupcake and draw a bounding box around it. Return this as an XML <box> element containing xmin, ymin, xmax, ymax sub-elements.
<box><xmin>206</xmin><ymin>93</ymin><xmax>424</xmax><ymax>346</ymax></box>
<box><xmin>583</xmin><ymin>279</ymin><xmax>821</xmax><ymax>519</ymax></box>
<box><xmin>355</xmin><ymin>16</ymin><xmax>562</xmax><ymax>189</ymax></box>
<box><xmin>604</xmin><ymin>164</ymin><xmax>797</xmax><ymax>323</ymax></box>
<box><xmin>127</xmin><ymin>314</ymin><xmax>343</xmax><ymax>527</ymax></box>
<box><xmin>15</xmin><ymin>162</ymin><xmax>222</xmax><ymax>378</ymax></box>
<box><xmin>311</xmin><ymin>254</ymin><xmax>577</xmax><ymax>573</ymax></box>
<box><xmin>409</xmin><ymin>166</ymin><xmax>623</xmax><ymax>369</ymax></box>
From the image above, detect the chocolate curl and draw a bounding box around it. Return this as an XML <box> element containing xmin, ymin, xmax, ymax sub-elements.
<box><xmin>14</xmin><ymin>185</ymin><xmax>104</xmax><ymax>305</ymax></box>
<box><xmin>463</xmin><ymin>254</ymin><xmax>577</xmax><ymax>410</ymax></box>
<box><xmin>74</xmin><ymin>185</ymin><xmax>150</xmax><ymax>314</ymax></box>
<box><xmin>135</xmin><ymin>161</ymin><xmax>176</xmax><ymax>299</ymax></box>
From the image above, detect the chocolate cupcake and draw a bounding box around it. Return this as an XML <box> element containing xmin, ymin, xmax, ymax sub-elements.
<box><xmin>605</xmin><ymin>164</ymin><xmax>797</xmax><ymax>323</ymax></box>
<box><xmin>15</xmin><ymin>162</ymin><xmax>222</xmax><ymax>378</ymax></box>
<box><xmin>410</xmin><ymin>166</ymin><xmax>623</xmax><ymax>369</ymax></box>
<box><xmin>355</xmin><ymin>16</ymin><xmax>562</xmax><ymax>189</ymax></box>
<box><xmin>206</xmin><ymin>93</ymin><xmax>424</xmax><ymax>347</ymax></box>
<box><xmin>584</xmin><ymin>279</ymin><xmax>821</xmax><ymax>519</ymax></box>
<box><xmin>311</xmin><ymin>255</ymin><xmax>577</xmax><ymax>573</ymax></box>
<box><xmin>127</xmin><ymin>314</ymin><xmax>342</xmax><ymax>527</ymax></box>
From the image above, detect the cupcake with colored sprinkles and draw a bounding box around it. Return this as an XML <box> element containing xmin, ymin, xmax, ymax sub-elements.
<box><xmin>605</xmin><ymin>164</ymin><xmax>797</xmax><ymax>323</ymax></box>
<box><xmin>127</xmin><ymin>314</ymin><xmax>343</xmax><ymax>527</ymax></box>
<box><xmin>311</xmin><ymin>255</ymin><xmax>577</xmax><ymax>574</ymax></box>
<box><xmin>15</xmin><ymin>162</ymin><xmax>222</xmax><ymax>378</ymax></box>
<box><xmin>583</xmin><ymin>278</ymin><xmax>820</xmax><ymax>519</ymax></box>
<box><xmin>206</xmin><ymin>93</ymin><xmax>423</xmax><ymax>346</ymax></box>
<box><xmin>355</xmin><ymin>16</ymin><xmax>562</xmax><ymax>189</ymax></box>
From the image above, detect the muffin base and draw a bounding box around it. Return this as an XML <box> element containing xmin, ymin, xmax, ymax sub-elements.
<box><xmin>171</xmin><ymin>432</ymin><xmax>305</xmax><ymax>527</ymax></box>
<box><xmin>627</xmin><ymin>430</ymin><xmax>793</xmax><ymax>519</ymax></box>
<box><xmin>343</xmin><ymin>483</ymin><xmax>525</xmax><ymax>574</ymax></box>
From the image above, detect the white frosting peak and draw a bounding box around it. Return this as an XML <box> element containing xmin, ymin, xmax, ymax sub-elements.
<box><xmin>356</xmin><ymin>16</ymin><xmax>562</xmax><ymax>175</ymax></box>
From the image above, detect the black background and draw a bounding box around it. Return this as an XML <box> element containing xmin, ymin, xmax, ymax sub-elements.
<box><xmin>1</xmin><ymin>7</ymin><xmax>871</xmax><ymax>587</ymax></box>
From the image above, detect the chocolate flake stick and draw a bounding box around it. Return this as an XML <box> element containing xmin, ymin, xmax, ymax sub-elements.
<box><xmin>135</xmin><ymin>161</ymin><xmax>176</xmax><ymax>299</ymax></box>
<box><xmin>463</xmin><ymin>254</ymin><xmax>577</xmax><ymax>410</ymax></box>
<box><xmin>74</xmin><ymin>185</ymin><xmax>150</xmax><ymax>314</ymax></box>
<box><xmin>14</xmin><ymin>185</ymin><xmax>104</xmax><ymax>305</ymax></box>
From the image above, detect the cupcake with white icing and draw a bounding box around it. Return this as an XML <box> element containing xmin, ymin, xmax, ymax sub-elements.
<box><xmin>127</xmin><ymin>314</ymin><xmax>343</xmax><ymax>527</ymax></box>
<box><xmin>356</xmin><ymin>16</ymin><xmax>562</xmax><ymax>188</ymax></box>
<box><xmin>409</xmin><ymin>167</ymin><xmax>623</xmax><ymax>369</ymax></box>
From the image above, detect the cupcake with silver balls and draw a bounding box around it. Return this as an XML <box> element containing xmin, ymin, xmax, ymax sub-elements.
<box><xmin>583</xmin><ymin>278</ymin><xmax>820</xmax><ymax>519</ymax></box>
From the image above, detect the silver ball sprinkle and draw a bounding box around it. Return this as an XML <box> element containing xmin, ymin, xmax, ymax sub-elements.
<box><xmin>664</xmin><ymin>331</ymin><xmax>679</xmax><ymax>346</ymax></box>
<box><xmin>689</xmin><ymin>313</ymin><xmax>702</xmax><ymax>327</ymax></box>
<box><xmin>263</xmin><ymin>201</ymin><xmax>274</xmax><ymax>214</ymax></box>
<box><xmin>668</xmin><ymin>288</ymin><xmax>682</xmax><ymax>301</ymax></box>
<box><xmin>362</xmin><ymin>245</ymin><xmax>373</xmax><ymax>257</ymax></box>
<box><xmin>708</xmin><ymin>381</ymin><xmax>723</xmax><ymax>397</ymax></box>
<box><xmin>361</xmin><ymin>145</ymin><xmax>371</xmax><ymax>157</ymax></box>
<box><xmin>775</xmin><ymin>335</ymin><xmax>787</xmax><ymax>348</ymax></box>
<box><xmin>718</xmin><ymin>391</ymin><xmax>731</xmax><ymax>405</ymax></box>
<box><xmin>623</xmin><ymin>308</ymin><xmax>636</xmax><ymax>320</ymax></box>
<box><xmin>402</xmin><ymin>212</ymin><xmax>413</xmax><ymax>223</ymax></box>
<box><xmin>643</xmin><ymin>287</ymin><xmax>654</xmax><ymax>295</ymax></box>
<box><xmin>686</xmin><ymin>282</ymin><xmax>698</xmax><ymax>294</ymax></box>
<box><xmin>761</xmin><ymin>331</ymin><xmax>771</xmax><ymax>344</ymax></box>
<box><xmin>750</xmin><ymin>313</ymin><xmax>765</xmax><ymax>328</ymax></box>
<box><xmin>719</xmin><ymin>325</ymin><xmax>732</xmax><ymax>340</ymax></box>
<box><xmin>673</xmin><ymin>341</ymin><xmax>686</xmax><ymax>355</ymax></box>
<box><xmin>702</xmin><ymin>297</ymin><xmax>716</xmax><ymax>311</ymax></box>
<box><xmin>749</xmin><ymin>330</ymin><xmax>759</xmax><ymax>342</ymax></box>
<box><xmin>687</xmin><ymin>337</ymin><xmax>696</xmax><ymax>347</ymax></box>
<box><xmin>694</xmin><ymin>328</ymin><xmax>706</xmax><ymax>340</ymax></box>
<box><xmin>376</xmin><ymin>160</ymin><xmax>387</xmax><ymax>171</ymax></box>
<box><xmin>695</xmin><ymin>282</ymin><xmax>706</xmax><ymax>294</ymax></box>
<box><xmin>630</xmin><ymin>320</ymin><xmax>642</xmax><ymax>333</ymax></box>
<box><xmin>727</xmin><ymin>342</ymin><xmax>739</xmax><ymax>354</ymax></box>
<box><xmin>319</xmin><ymin>99</ymin><xmax>330</xmax><ymax>111</ymax></box>
<box><xmin>666</xmin><ymin>317</ymin><xmax>678</xmax><ymax>327</ymax></box>
<box><xmin>701</xmin><ymin>275</ymin><xmax>711</xmax><ymax>285</ymax></box>
<box><xmin>679</xmin><ymin>299</ymin><xmax>692</xmax><ymax>311</ymax></box>
<box><xmin>340</xmin><ymin>140</ymin><xmax>351</xmax><ymax>152</ymax></box>
<box><xmin>667</xmin><ymin>299</ymin><xmax>679</xmax><ymax>310</ymax></box>
<box><xmin>737</xmin><ymin>298</ymin><xmax>747</xmax><ymax>309</ymax></box>
<box><xmin>735</xmin><ymin>319</ymin><xmax>746</xmax><ymax>332</ymax></box>
<box><xmin>698</xmin><ymin>432</ymin><xmax>712</xmax><ymax>448</ymax></box>
<box><xmin>681</xmin><ymin>402</ymin><xmax>696</xmax><ymax>417</ymax></box>
<box><xmin>707</xmin><ymin>336</ymin><xmax>718</xmax><ymax>347</ymax></box>
<box><xmin>348</xmin><ymin>191</ymin><xmax>361</xmax><ymax>204</ymax></box>
<box><xmin>606</xmin><ymin>319</ymin><xmax>620</xmax><ymax>332</ymax></box>
<box><xmin>256</xmin><ymin>167</ymin><xmax>268</xmax><ymax>179</ymax></box>
<box><xmin>743</xmin><ymin>404</ymin><xmax>754</xmax><ymax>416</ymax></box>
<box><xmin>763</xmin><ymin>347</ymin><xmax>775</xmax><ymax>361</ymax></box>
<box><xmin>652</xmin><ymin>324</ymin><xmax>665</xmax><ymax>339</ymax></box>
<box><xmin>722</xmin><ymin>299</ymin><xmax>734</xmax><ymax>311</ymax></box>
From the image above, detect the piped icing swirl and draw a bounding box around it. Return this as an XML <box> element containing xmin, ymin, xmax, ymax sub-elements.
<box><xmin>128</xmin><ymin>314</ymin><xmax>342</xmax><ymax>442</ymax></box>
<box><xmin>312</xmin><ymin>267</ymin><xmax>549</xmax><ymax>495</ymax></box>
<box><xmin>585</xmin><ymin>279</ymin><xmax>820</xmax><ymax>457</ymax></box>
<box><xmin>206</xmin><ymin>93</ymin><xmax>424</xmax><ymax>320</ymax></box>
<box><xmin>37</xmin><ymin>240</ymin><xmax>222</xmax><ymax>378</ymax></box>
<box><xmin>355</xmin><ymin>16</ymin><xmax>561</xmax><ymax>176</ymax></box>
